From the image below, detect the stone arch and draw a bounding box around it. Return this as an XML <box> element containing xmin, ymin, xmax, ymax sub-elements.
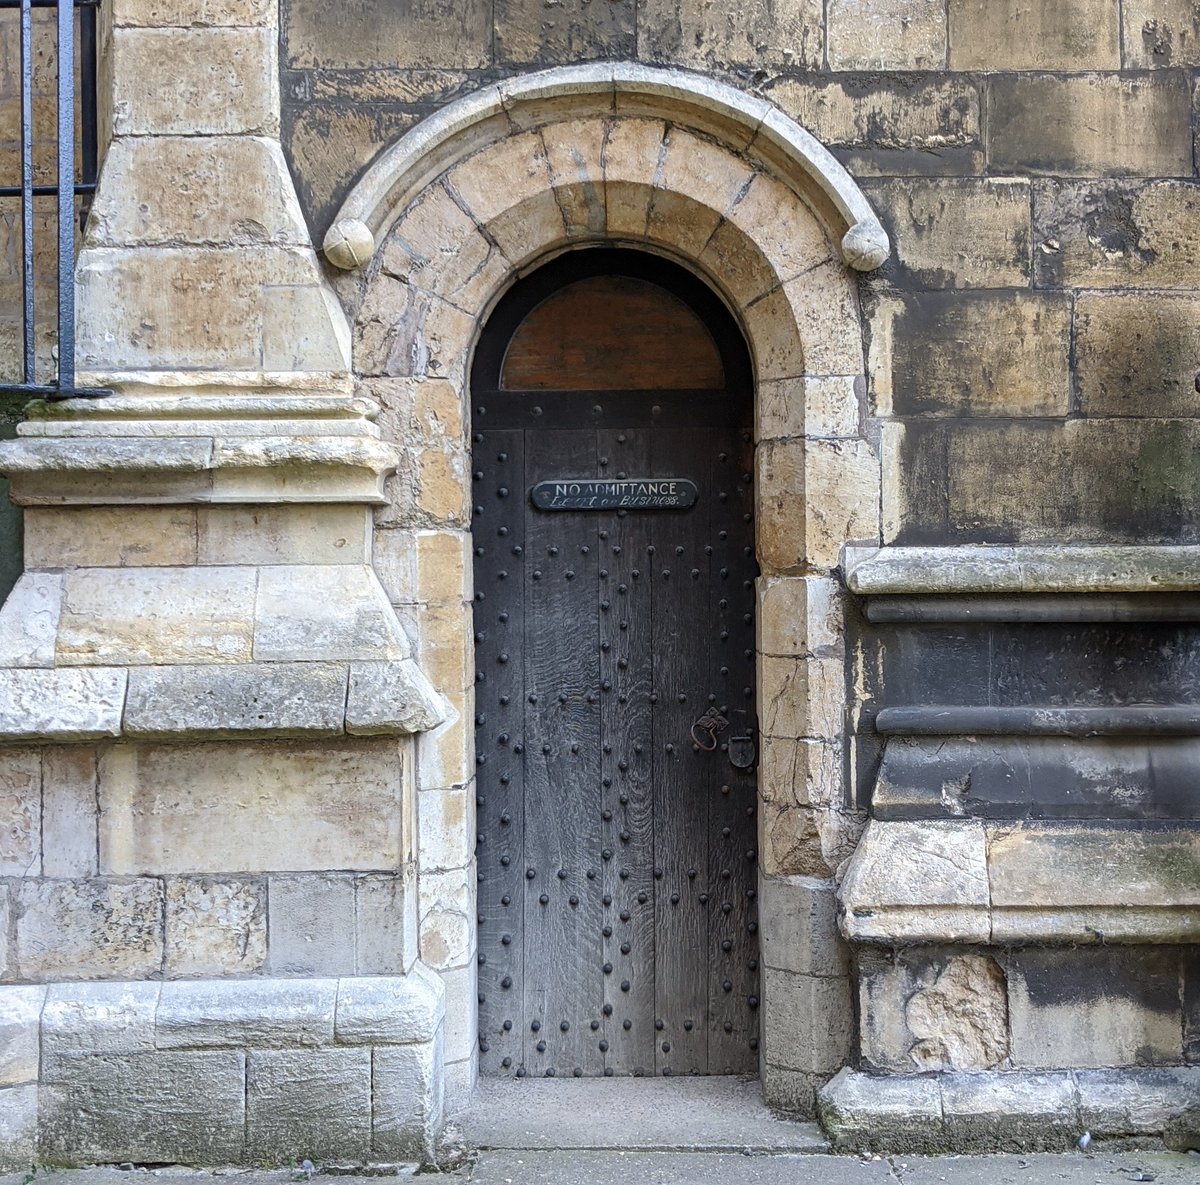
<box><xmin>341</xmin><ymin>63</ymin><xmax>888</xmax><ymax>1113</ymax></box>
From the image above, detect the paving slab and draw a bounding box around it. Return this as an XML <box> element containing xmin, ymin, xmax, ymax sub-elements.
<box><xmin>891</xmin><ymin>1151</ymin><xmax>1200</xmax><ymax>1185</ymax></box>
<box><xmin>453</xmin><ymin>1075</ymin><xmax>828</xmax><ymax>1152</ymax></box>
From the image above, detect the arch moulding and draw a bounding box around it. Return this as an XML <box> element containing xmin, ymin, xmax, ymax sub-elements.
<box><xmin>339</xmin><ymin>62</ymin><xmax>891</xmax><ymax>1115</ymax></box>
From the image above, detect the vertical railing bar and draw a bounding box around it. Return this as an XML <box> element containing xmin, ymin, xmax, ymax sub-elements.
<box><xmin>55</xmin><ymin>0</ymin><xmax>75</xmax><ymax>391</ymax></box>
<box><xmin>19</xmin><ymin>0</ymin><xmax>34</xmax><ymax>385</ymax></box>
<box><xmin>78</xmin><ymin>0</ymin><xmax>96</xmax><ymax>190</ymax></box>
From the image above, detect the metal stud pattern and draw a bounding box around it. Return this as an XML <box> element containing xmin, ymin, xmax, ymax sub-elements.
<box><xmin>472</xmin><ymin>390</ymin><xmax>760</xmax><ymax>1078</ymax></box>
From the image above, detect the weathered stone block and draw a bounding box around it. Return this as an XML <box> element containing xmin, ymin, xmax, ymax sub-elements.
<box><xmin>114</xmin><ymin>0</ymin><xmax>274</xmax><ymax>26</ymax></box>
<box><xmin>246</xmin><ymin>1048</ymin><xmax>371</xmax><ymax>1163</ymax></box>
<box><xmin>819</xmin><ymin>1067</ymin><xmax>945</xmax><ymax>1153</ymax></box>
<box><xmin>346</xmin><ymin>660</ymin><xmax>446</xmax><ymax>736</ymax></box>
<box><xmin>41</xmin><ymin>981</ymin><xmax>160</xmax><ymax>1082</ymax></box>
<box><xmin>864</xmin><ymin>178</ymin><xmax>1031</xmax><ymax>289</ymax></box>
<box><xmin>157</xmin><ymin>978</ymin><xmax>337</xmax><ymax>1049</ymax></box>
<box><xmin>1077</xmin><ymin>1067</ymin><xmax>1200</xmax><ymax>1137</ymax></box>
<box><xmin>759</xmin><ymin>736</ymin><xmax>841</xmax><ymax>808</ymax></box>
<box><xmin>857</xmin><ymin>949</ymin><xmax>1008</xmax><ymax>1074</ymax></box>
<box><xmin>0</xmin><ymin>748</ymin><xmax>39</xmax><ymax>877</ymax></box>
<box><xmin>495</xmin><ymin>0</ymin><xmax>634</xmax><ymax>65</ymax></box>
<box><xmin>1007</xmin><ymin>947</ymin><xmax>1184</xmax><ymax>1068</ymax></box>
<box><xmin>111</xmin><ymin>27</ymin><xmax>278</xmax><ymax>136</ymax></box>
<box><xmin>758</xmin><ymin>576</ymin><xmax>843</xmax><ymax>659</ymax></box>
<box><xmin>1075</xmin><ymin>291</ymin><xmax>1200</xmax><ymax>416</ymax></box>
<box><xmin>439</xmin><ymin>963</ymin><xmax>477</xmax><ymax>1065</ymax></box>
<box><xmin>198</xmin><ymin>505</ymin><xmax>370</xmax><ymax>567</ymax></box>
<box><xmin>0</xmin><ymin>1085</ymin><xmax>37</xmax><ymax>1170</ymax></box>
<box><xmin>949</xmin><ymin>0</ymin><xmax>1119</xmax><ymax>69</ymax></box>
<box><xmin>99</xmin><ymin>739</ymin><xmax>404</xmax><ymax>875</ymax></box>
<box><xmin>267</xmin><ymin>875</ymin><xmax>356</xmax><ymax>976</ymax></box>
<box><xmin>417</xmin><ymin>786</ymin><xmax>472</xmax><ymax>874</ymax></box>
<box><xmin>758</xmin><ymin>654</ymin><xmax>843</xmax><ymax>741</ymax></box>
<box><xmin>284</xmin><ymin>0</ymin><xmax>490</xmax><ymax>68</ymax></box>
<box><xmin>24</xmin><ymin>507</ymin><xmax>197</xmax><ymax>569</ymax></box>
<box><xmin>638</xmin><ymin>0</ymin><xmax>823</xmax><ymax>70</ymax></box>
<box><xmin>419</xmin><ymin>866</ymin><xmax>473</xmax><ymax>971</ymax></box>
<box><xmin>16</xmin><ymin>880</ymin><xmax>163</xmax><ymax>981</ymax></box>
<box><xmin>761</xmin><ymin>1065</ymin><xmax>820</xmax><ymax>1116</ymax></box>
<box><xmin>0</xmin><ymin>986</ymin><xmax>44</xmax><ymax>1087</ymax></box>
<box><xmin>762</xmin><ymin>968</ymin><xmax>853</xmax><ymax>1075</ymax></box>
<box><xmin>1124</xmin><ymin>0</ymin><xmax>1200</xmax><ymax>66</ymax></box>
<box><xmin>0</xmin><ymin>572</ymin><xmax>60</xmax><ymax>667</ymax></box>
<box><xmin>0</xmin><ymin>668</ymin><xmax>125</xmax><ymax>742</ymax></box>
<box><xmin>828</xmin><ymin>0</ymin><xmax>946</xmax><ymax>69</ymax></box>
<box><xmin>58</xmin><ymin>566</ymin><xmax>256</xmax><ymax>666</ymax></box>
<box><xmin>164</xmin><ymin>878</ymin><xmax>268</xmax><ymax>977</ymax></box>
<box><xmin>987</xmin><ymin>73</ymin><xmax>1192</xmax><ymax>177</ymax></box>
<box><xmin>1034</xmin><ymin>179</ymin><xmax>1200</xmax><ymax>290</ymax></box>
<box><xmin>124</xmin><ymin>662</ymin><xmax>348</xmax><ymax>739</ymax></box>
<box><xmin>335</xmin><ymin>967</ymin><xmax>445</xmax><ymax>1046</ymax></box>
<box><xmin>354</xmin><ymin>874</ymin><xmax>418</xmax><ymax>975</ymax></box>
<box><xmin>760</xmin><ymin>876</ymin><xmax>847</xmax><ymax>977</ymax></box>
<box><xmin>939</xmin><ymin>1072</ymin><xmax>1078</xmax><ymax>1152</ymax></box>
<box><xmin>40</xmin><ymin>1050</ymin><xmax>246</xmax><ymax>1165</ymax></box>
<box><xmin>872</xmin><ymin>291</ymin><xmax>1071</xmax><ymax>417</ymax></box>
<box><xmin>757</xmin><ymin>375</ymin><xmax>862</xmax><ymax>441</ymax></box>
<box><xmin>373</xmin><ymin>1033</ymin><xmax>443</xmax><ymax>1159</ymax></box>
<box><xmin>761</xmin><ymin>804</ymin><xmax>834</xmax><ymax>878</ymax></box>
<box><xmin>416</xmin><ymin>688</ymin><xmax>472</xmax><ymax>793</ymax></box>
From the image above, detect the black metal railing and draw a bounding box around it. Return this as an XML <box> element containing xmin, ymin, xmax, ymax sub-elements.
<box><xmin>0</xmin><ymin>0</ymin><xmax>105</xmax><ymax>401</ymax></box>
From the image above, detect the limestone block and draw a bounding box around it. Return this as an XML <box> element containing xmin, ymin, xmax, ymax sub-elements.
<box><xmin>865</xmin><ymin>177</ymin><xmax>1031</xmax><ymax>289</ymax></box>
<box><xmin>354</xmin><ymin>874</ymin><xmax>418</xmax><ymax>975</ymax></box>
<box><xmin>759</xmin><ymin>737</ymin><xmax>841</xmax><ymax>808</ymax></box>
<box><xmin>0</xmin><ymin>894</ymin><xmax>7</xmax><ymax>977</ymax></box>
<box><xmin>0</xmin><ymin>986</ymin><xmax>45</xmax><ymax>1087</ymax></box>
<box><xmin>495</xmin><ymin>0</ymin><xmax>633</xmax><ymax>63</ymax></box>
<box><xmin>110</xmin><ymin>26</ymin><xmax>278</xmax><ymax>136</ymax></box>
<box><xmin>16</xmin><ymin>879</ymin><xmax>163</xmax><ymax>980</ymax></box>
<box><xmin>346</xmin><ymin>661</ymin><xmax>447</xmax><ymax>736</ymax></box>
<box><xmin>949</xmin><ymin>0</ymin><xmax>1119</xmax><ymax>68</ymax></box>
<box><xmin>413</xmin><ymin>602</ymin><xmax>473</xmax><ymax>693</ymax></box>
<box><xmin>871</xmin><ymin>291</ymin><xmax>1071</xmax><ymax>418</ymax></box>
<box><xmin>828</xmin><ymin>0</ymin><xmax>946</xmax><ymax>69</ymax></box>
<box><xmin>284</xmin><ymin>0</ymin><xmax>490</xmax><ymax>69</ymax></box>
<box><xmin>443</xmin><ymin>1049</ymin><xmax>477</xmax><ymax>1116</ymax></box>
<box><xmin>40</xmin><ymin>1050</ymin><xmax>246</xmax><ymax>1165</ymax></box>
<box><xmin>1007</xmin><ymin>947</ymin><xmax>1184</xmax><ymax>1068</ymax></box>
<box><xmin>1075</xmin><ymin>292</ymin><xmax>1200</xmax><ymax>416</ymax></box>
<box><xmin>0</xmin><ymin>1085</ymin><xmax>36</xmax><ymax>1170</ymax></box>
<box><xmin>761</xmin><ymin>804</ymin><xmax>833</xmax><ymax>878</ymax></box>
<box><xmin>637</xmin><ymin>0</ymin><xmax>822</xmax><ymax>70</ymax></box>
<box><xmin>1077</xmin><ymin>1067</ymin><xmax>1200</xmax><ymax>1138</ymax></box>
<box><xmin>164</xmin><ymin>878</ymin><xmax>268</xmax><ymax>977</ymax></box>
<box><xmin>650</xmin><ymin>126</ymin><xmax>752</xmax><ymax>249</ymax></box>
<box><xmin>98</xmin><ymin>739</ymin><xmax>404</xmax><ymax>875</ymax></box>
<box><xmin>254</xmin><ymin>565</ymin><xmax>409</xmax><ymax>662</ymax></box>
<box><xmin>76</xmin><ymin>246</ymin><xmax>348</xmax><ymax>374</ymax></box>
<box><xmin>0</xmin><ymin>572</ymin><xmax>61</xmax><ymax>666</ymax></box>
<box><xmin>267</xmin><ymin>875</ymin><xmax>356</xmax><ymax>976</ymax></box>
<box><xmin>419</xmin><ymin>866</ymin><xmax>474</xmax><ymax>971</ymax></box>
<box><xmin>759</xmin><ymin>876</ymin><xmax>847</xmax><ymax>977</ymax></box>
<box><xmin>335</xmin><ymin>966</ymin><xmax>445</xmax><ymax>1046</ymax></box>
<box><xmin>374</xmin><ymin>1032</ymin><xmax>444</xmax><ymax>1160</ymax></box>
<box><xmin>0</xmin><ymin>748</ymin><xmax>40</xmax><ymax>876</ymax></box>
<box><xmin>246</xmin><ymin>1047</ymin><xmax>371</xmax><ymax>1163</ymax></box>
<box><xmin>761</xmin><ymin>967</ymin><xmax>853</xmax><ymax>1074</ymax></box>
<box><xmin>24</xmin><ymin>507</ymin><xmax>198</xmax><ymax>569</ymax></box>
<box><xmin>446</xmin><ymin>129</ymin><xmax>552</xmax><ymax>238</ymax></box>
<box><xmin>440</xmin><ymin>962</ymin><xmax>477</xmax><ymax>1065</ymax></box>
<box><xmin>759</xmin><ymin>655</ymin><xmax>843</xmax><ymax>741</ymax></box>
<box><xmin>416</xmin><ymin>688</ymin><xmax>473</xmax><ymax>792</ymax></box>
<box><xmin>86</xmin><ymin>137</ymin><xmax>308</xmax><ymax>249</ymax></box>
<box><xmin>940</xmin><ymin>1072</ymin><xmax>1078</xmax><ymax>1152</ymax></box>
<box><xmin>838</xmin><ymin>820</ymin><xmax>991</xmax><ymax>944</ymax></box>
<box><xmin>857</xmin><ymin>949</ymin><xmax>1008</xmax><ymax>1074</ymax></box>
<box><xmin>766</xmin><ymin>75</ymin><xmax>980</xmax><ymax>177</ymax></box>
<box><xmin>539</xmin><ymin>118</ymin><xmax>608</xmax><ymax>239</ymax></box>
<box><xmin>58</xmin><ymin>566</ymin><xmax>256</xmax><ymax>665</ymax></box>
<box><xmin>373</xmin><ymin>528</ymin><xmax>470</xmax><ymax>608</ymax></box>
<box><xmin>781</xmin><ymin>264</ymin><xmax>864</xmax><ymax>376</ymax></box>
<box><xmin>41</xmin><ymin>981</ymin><xmax>160</xmax><ymax>1082</ymax></box>
<box><xmin>987</xmin><ymin>74</ymin><xmax>1191</xmax><ymax>178</ymax></box>
<box><xmin>113</xmin><ymin>0</ymin><xmax>274</xmax><ymax>26</ymax></box>
<box><xmin>761</xmin><ymin>1065</ymin><xmax>820</xmax><ymax>1116</ymax></box>
<box><xmin>758</xmin><ymin>576</ymin><xmax>843</xmax><ymax>659</ymax></box>
<box><xmin>0</xmin><ymin>668</ymin><xmax>125</xmax><ymax>742</ymax></box>
<box><xmin>157</xmin><ymin>978</ymin><xmax>337</xmax><ymax>1049</ymax></box>
<box><xmin>1124</xmin><ymin>0</ymin><xmax>1200</xmax><ymax>66</ymax></box>
<box><xmin>758</xmin><ymin>376</ymin><xmax>861</xmax><ymax>442</ymax></box>
<box><xmin>1035</xmin><ymin>179</ymin><xmax>1200</xmax><ymax>290</ymax></box>
<box><xmin>418</xmin><ymin>787</ymin><xmax>472</xmax><ymax>873</ymax></box>
<box><xmin>198</xmin><ymin>505</ymin><xmax>371</xmax><ymax>567</ymax></box>
<box><xmin>818</xmin><ymin>1067</ymin><xmax>944</xmax><ymax>1153</ymax></box>
<box><xmin>124</xmin><ymin>662</ymin><xmax>348</xmax><ymax>739</ymax></box>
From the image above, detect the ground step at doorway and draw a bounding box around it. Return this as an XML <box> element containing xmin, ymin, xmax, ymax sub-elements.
<box><xmin>454</xmin><ymin>1076</ymin><xmax>828</xmax><ymax>1153</ymax></box>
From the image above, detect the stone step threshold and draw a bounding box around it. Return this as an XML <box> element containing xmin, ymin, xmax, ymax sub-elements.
<box><xmin>454</xmin><ymin>1075</ymin><xmax>828</xmax><ymax>1153</ymax></box>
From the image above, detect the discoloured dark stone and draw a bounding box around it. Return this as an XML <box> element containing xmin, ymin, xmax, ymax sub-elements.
<box><xmin>495</xmin><ymin>0</ymin><xmax>635</xmax><ymax>65</ymax></box>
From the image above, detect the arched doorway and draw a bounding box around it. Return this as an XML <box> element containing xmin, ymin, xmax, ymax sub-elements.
<box><xmin>471</xmin><ymin>248</ymin><xmax>760</xmax><ymax>1078</ymax></box>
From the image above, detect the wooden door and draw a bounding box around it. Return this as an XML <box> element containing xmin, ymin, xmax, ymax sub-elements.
<box><xmin>472</xmin><ymin>251</ymin><xmax>759</xmax><ymax>1078</ymax></box>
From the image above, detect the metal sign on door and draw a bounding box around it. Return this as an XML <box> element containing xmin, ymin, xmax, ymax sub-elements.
<box><xmin>531</xmin><ymin>478</ymin><xmax>699</xmax><ymax>511</ymax></box>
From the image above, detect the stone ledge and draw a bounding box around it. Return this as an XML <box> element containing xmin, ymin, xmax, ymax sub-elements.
<box><xmin>818</xmin><ymin>1067</ymin><xmax>1200</xmax><ymax>1153</ymax></box>
<box><xmin>839</xmin><ymin>820</ymin><xmax>1200</xmax><ymax>946</ymax></box>
<box><xmin>845</xmin><ymin>545</ymin><xmax>1200</xmax><ymax>595</ymax></box>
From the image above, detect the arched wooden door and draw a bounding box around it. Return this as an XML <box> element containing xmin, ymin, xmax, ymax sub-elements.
<box><xmin>471</xmin><ymin>249</ymin><xmax>759</xmax><ymax>1078</ymax></box>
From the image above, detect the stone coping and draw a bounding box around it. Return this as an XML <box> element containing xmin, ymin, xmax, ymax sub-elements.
<box><xmin>844</xmin><ymin>545</ymin><xmax>1200</xmax><ymax>595</ymax></box>
<box><xmin>322</xmin><ymin>61</ymin><xmax>890</xmax><ymax>273</ymax></box>
<box><xmin>838</xmin><ymin>819</ymin><xmax>1200</xmax><ymax>946</ymax></box>
<box><xmin>818</xmin><ymin>1066</ymin><xmax>1200</xmax><ymax>1153</ymax></box>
